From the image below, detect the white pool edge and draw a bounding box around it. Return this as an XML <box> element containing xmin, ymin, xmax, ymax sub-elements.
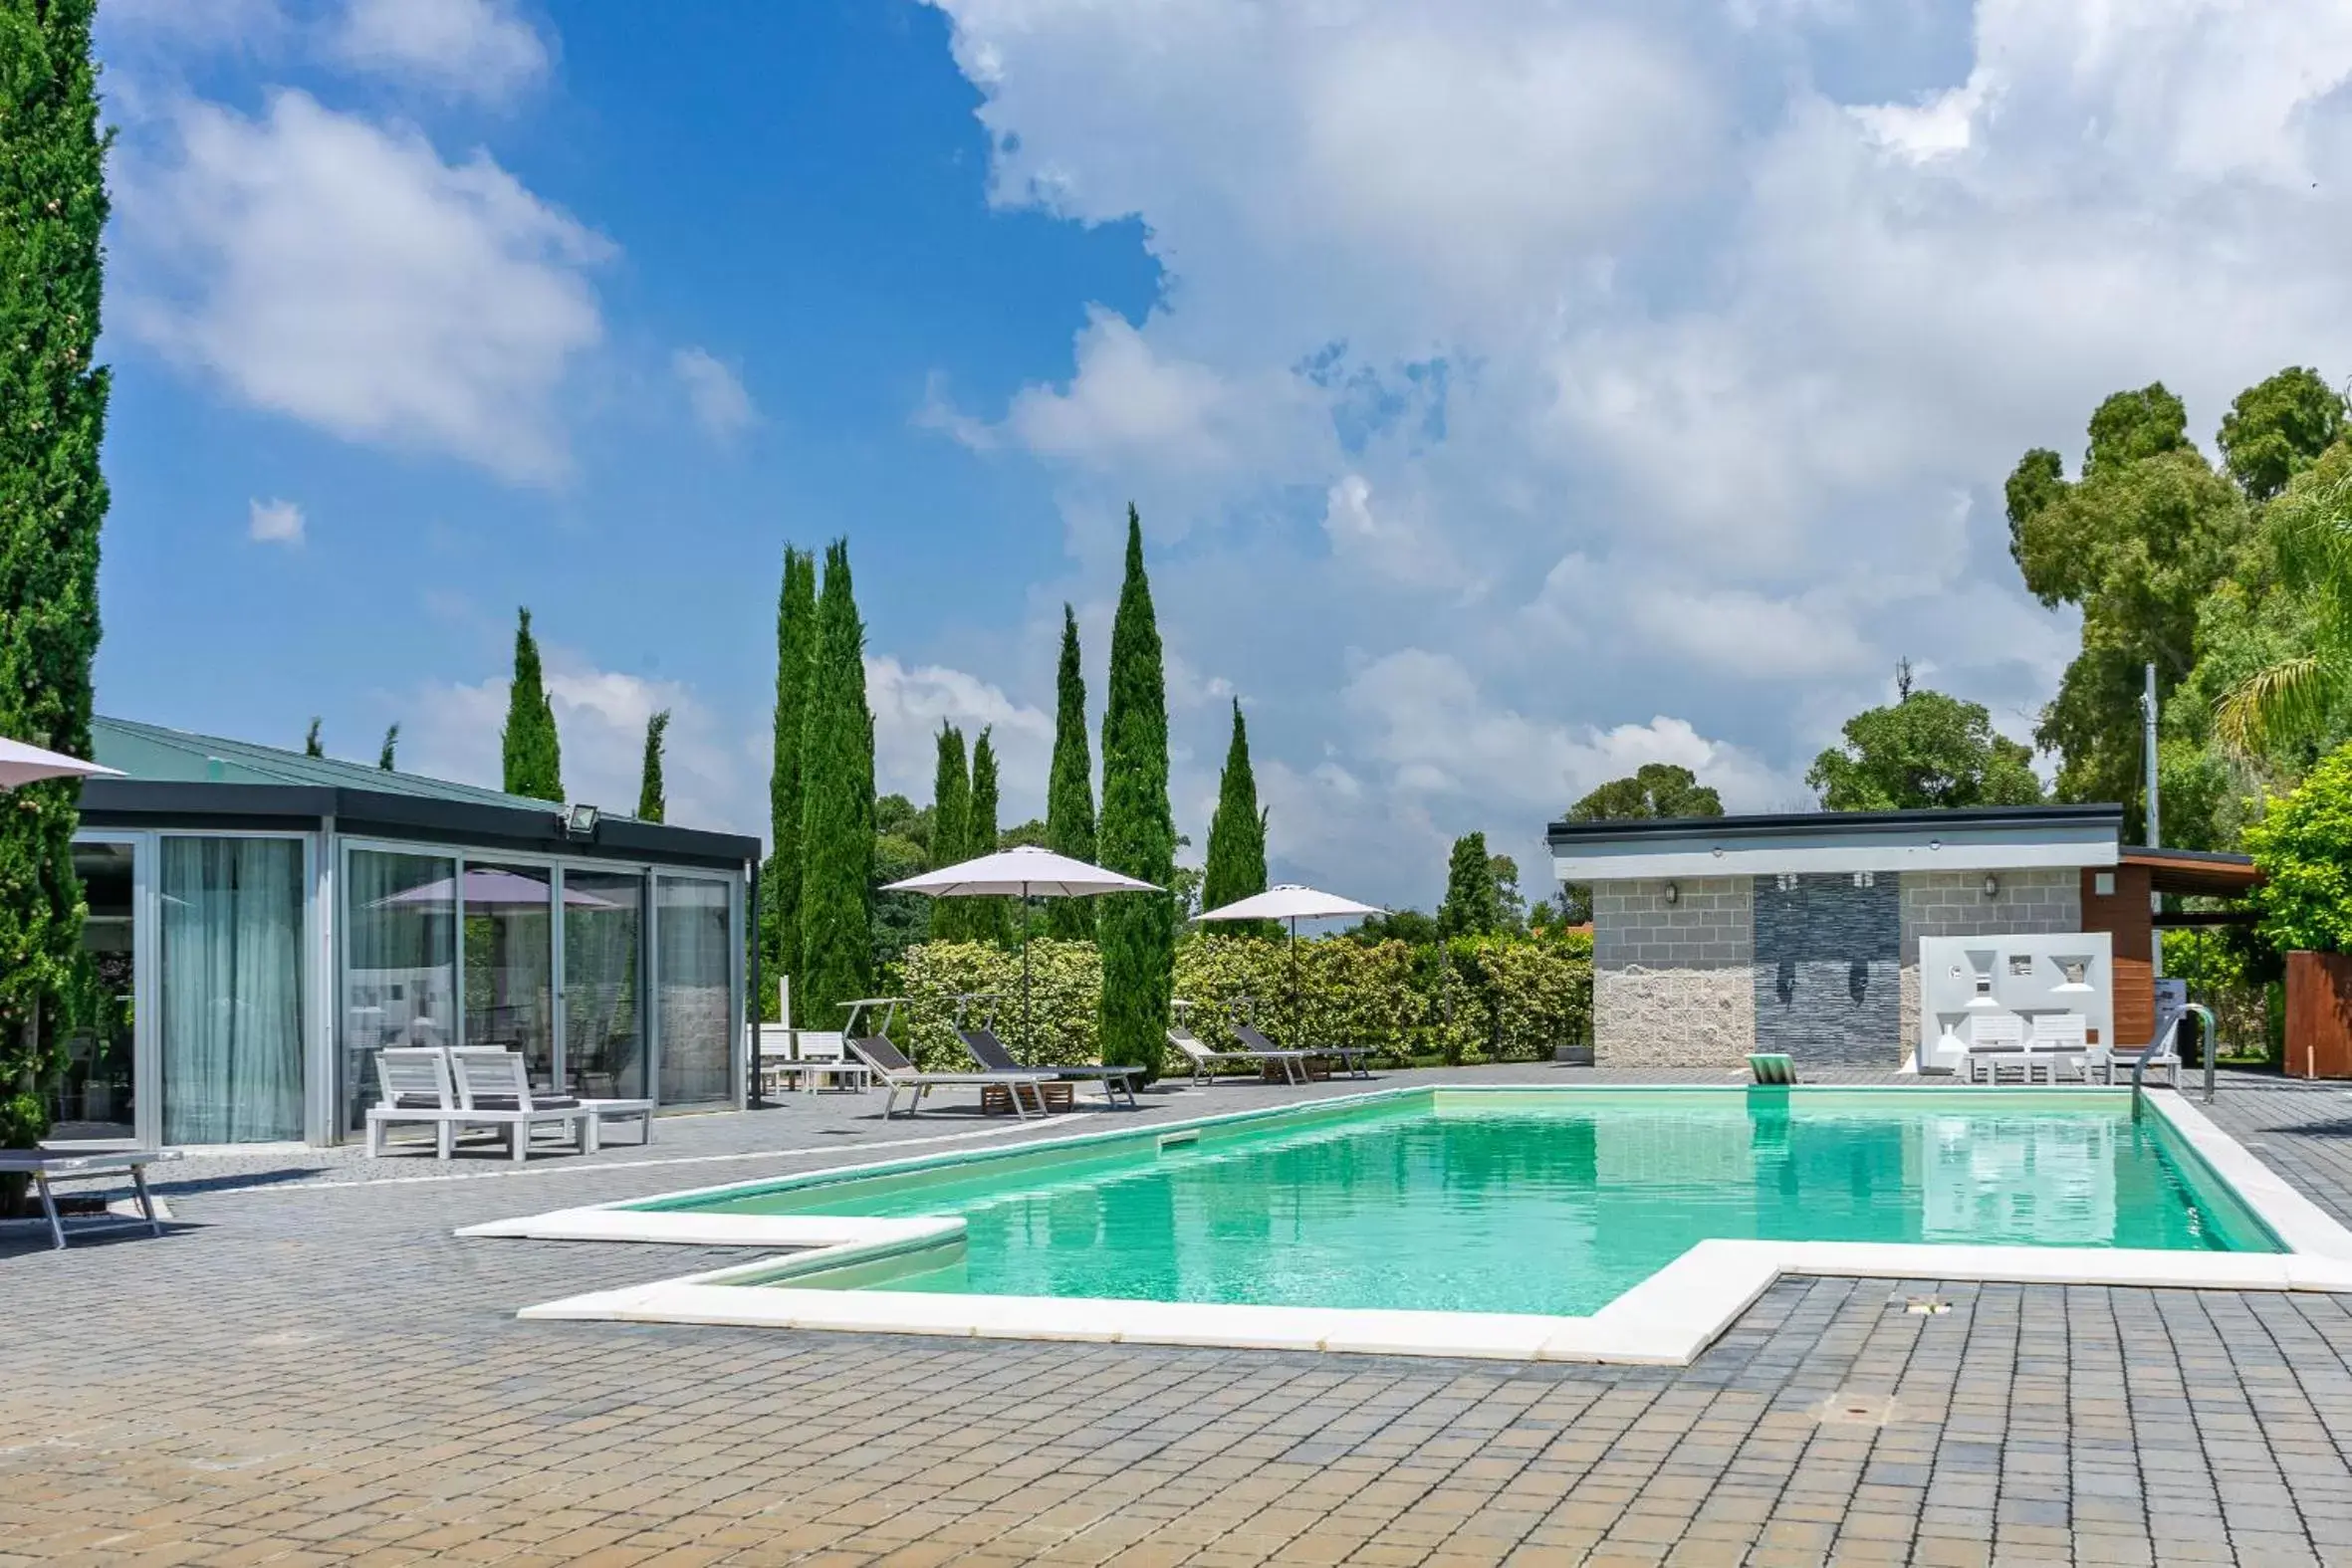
<box><xmin>477</xmin><ymin>1084</ymin><xmax>2352</xmax><ymax>1365</ymax></box>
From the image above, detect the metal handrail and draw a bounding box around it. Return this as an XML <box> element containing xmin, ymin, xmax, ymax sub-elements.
<box><xmin>2129</xmin><ymin>1002</ymin><xmax>2218</xmax><ymax>1103</ymax></box>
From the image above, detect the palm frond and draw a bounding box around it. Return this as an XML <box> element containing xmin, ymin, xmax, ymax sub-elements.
<box><xmin>2216</xmin><ymin>654</ymin><xmax>2337</xmax><ymax>755</ymax></box>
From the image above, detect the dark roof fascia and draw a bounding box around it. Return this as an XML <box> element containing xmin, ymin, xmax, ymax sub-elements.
<box><xmin>2120</xmin><ymin>844</ymin><xmax>2257</xmax><ymax>869</ymax></box>
<box><xmin>78</xmin><ymin>779</ymin><xmax>759</xmax><ymax>871</ymax></box>
<box><xmin>1545</xmin><ymin>802</ymin><xmax>2125</xmax><ymax>845</ymax></box>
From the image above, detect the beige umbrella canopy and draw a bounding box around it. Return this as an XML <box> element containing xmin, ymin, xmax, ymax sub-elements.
<box><xmin>1194</xmin><ymin>884</ymin><xmax>1386</xmax><ymax>1042</ymax></box>
<box><xmin>885</xmin><ymin>845</ymin><xmax>1160</xmax><ymax>1059</ymax></box>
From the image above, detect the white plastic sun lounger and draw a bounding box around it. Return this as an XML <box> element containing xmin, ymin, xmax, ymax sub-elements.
<box><xmin>449</xmin><ymin>1047</ymin><xmax>653</xmax><ymax>1159</ymax></box>
<box><xmin>848</xmin><ymin>1033</ymin><xmax>1054</xmax><ymax>1120</ymax></box>
<box><xmin>1962</xmin><ymin>1013</ymin><xmax>2028</xmax><ymax>1084</ymax></box>
<box><xmin>958</xmin><ymin>1025</ymin><xmax>1141</xmax><ymax>1108</ymax></box>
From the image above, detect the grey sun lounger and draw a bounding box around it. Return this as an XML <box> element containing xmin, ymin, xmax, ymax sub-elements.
<box><xmin>849</xmin><ymin>1033</ymin><xmax>1055</xmax><ymax>1120</ymax></box>
<box><xmin>1166</xmin><ymin>1024</ymin><xmax>1262</xmax><ymax>1086</ymax></box>
<box><xmin>1231</xmin><ymin>1023</ymin><xmax>1373</xmax><ymax>1085</ymax></box>
<box><xmin>958</xmin><ymin>1026</ymin><xmax>1142</xmax><ymax>1108</ymax></box>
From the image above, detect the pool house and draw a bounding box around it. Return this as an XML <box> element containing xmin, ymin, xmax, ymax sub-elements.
<box><xmin>56</xmin><ymin>717</ymin><xmax>759</xmax><ymax>1149</ymax></box>
<box><xmin>1548</xmin><ymin>803</ymin><xmax>2258</xmax><ymax>1071</ymax></box>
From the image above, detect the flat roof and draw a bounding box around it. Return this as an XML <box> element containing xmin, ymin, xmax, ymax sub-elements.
<box><xmin>1546</xmin><ymin>803</ymin><xmax>2124</xmax><ymax>842</ymax></box>
<box><xmin>1548</xmin><ymin>803</ymin><xmax>2126</xmax><ymax>882</ymax></box>
<box><xmin>2121</xmin><ymin>845</ymin><xmax>2261</xmax><ymax>899</ymax></box>
<box><xmin>81</xmin><ymin>717</ymin><xmax>759</xmax><ymax>870</ymax></box>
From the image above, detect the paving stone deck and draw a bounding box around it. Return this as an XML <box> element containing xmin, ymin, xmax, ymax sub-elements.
<box><xmin>9</xmin><ymin>1066</ymin><xmax>2352</xmax><ymax>1565</ymax></box>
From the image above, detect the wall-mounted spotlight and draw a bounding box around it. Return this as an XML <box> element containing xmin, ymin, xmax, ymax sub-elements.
<box><xmin>561</xmin><ymin>802</ymin><xmax>600</xmax><ymax>840</ymax></box>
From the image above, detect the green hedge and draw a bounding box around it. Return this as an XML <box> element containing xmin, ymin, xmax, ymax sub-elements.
<box><xmin>885</xmin><ymin>930</ymin><xmax>1591</xmax><ymax>1073</ymax></box>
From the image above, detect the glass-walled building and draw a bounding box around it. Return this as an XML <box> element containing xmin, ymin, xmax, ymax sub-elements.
<box><xmin>57</xmin><ymin>717</ymin><xmax>758</xmax><ymax>1149</ymax></box>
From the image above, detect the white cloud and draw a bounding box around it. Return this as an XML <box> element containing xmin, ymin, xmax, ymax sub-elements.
<box><xmin>671</xmin><ymin>346</ymin><xmax>757</xmax><ymax>440</ymax></box>
<box><xmin>115</xmin><ymin>90</ymin><xmax>608</xmax><ymax>485</ymax></box>
<box><xmin>1320</xmin><ymin>474</ymin><xmax>1484</xmax><ymax>596</ymax></box>
<box><xmin>865</xmin><ymin>655</ymin><xmax>1056</xmax><ymax>818</ymax></box>
<box><xmin>247</xmin><ymin>497</ymin><xmax>305</xmax><ymax>546</ymax></box>
<box><xmin>331</xmin><ymin>0</ymin><xmax>549</xmax><ymax>103</ymax></box>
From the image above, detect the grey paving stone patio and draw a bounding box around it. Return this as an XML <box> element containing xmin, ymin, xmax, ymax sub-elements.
<box><xmin>9</xmin><ymin>1065</ymin><xmax>2352</xmax><ymax>1565</ymax></box>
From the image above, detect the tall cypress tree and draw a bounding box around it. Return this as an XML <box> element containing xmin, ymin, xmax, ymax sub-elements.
<box><xmin>377</xmin><ymin>723</ymin><xmax>399</xmax><ymax>772</ymax></box>
<box><xmin>928</xmin><ymin>722</ymin><xmax>970</xmax><ymax>942</ymax></box>
<box><xmin>798</xmin><ymin>540</ymin><xmax>872</xmax><ymax>1026</ymax></box>
<box><xmin>1439</xmin><ymin>831</ymin><xmax>1501</xmax><ymax>937</ymax></box>
<box><xmin>304</xmin><ymin>718</ymin><xmax>323</xmax><ymax>758</ymax></box>
<box><xmin>1096</xmin><ymin>506</ymin><xmax>1175</xmax><ymax>1075</ymax></box>
<box><xmin>1045</xmin><ymin>603</ymin><xmax>1097</xmax><ymax>940</ymax></box>
<box><xmin>637</xmin><ymin>709</ymin><xmax>669</xmax><ymax>823</ymax></box>
<box><xmin>0</xmin><ymin>0</ymin><xmax>107</xmax><ymax>1167</ymax></box>
<box><xmin>1201</xmin><ymin>699</ymin><xmax>1271</xmax><ymax>930</ymax></box>
<box><xmin>969</xmin><ymin>727</ymin><xmax>1011</xmax><ymax>946</ymax></box>
<box><xmin>501</xmin><ymin>607</ymin><xmax>563</xmax><ymax>801</ymax></box>
<box><xmin>763</xmin><ymin>547</ymin><xmax>818</xmax><ymax>1013</ymax></box>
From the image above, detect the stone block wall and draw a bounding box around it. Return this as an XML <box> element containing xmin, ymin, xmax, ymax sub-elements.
<box><xmin>1753</xmin><ymin>873</ymin><xmax>1902</xmax><ymax>1067</ymax></box>
<box><xmin>1896</xmin><ymin>869</ymin><xmax>2082</xmax><ymax>1051</ymax></box>
<box><xmin>1592</xmin><ymin>878</ymin><xmax>1755</xmax><ymax>1067</ymax></box>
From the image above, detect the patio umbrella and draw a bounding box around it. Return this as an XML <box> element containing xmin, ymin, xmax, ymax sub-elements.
<box><xmin>1194</xmin><ymin>884</ymin><xmax>1385</xmax><ymax>1044</ymax></box>
<box><xmin>0</xmin><ymin>736</ymin><xmax>118</xmax><ymax>790</ymax></box>
<box><xmin>883</xmin><ymin>845</ymin><xmax>1159</xmax><ymax>1061</ymax></box>
<box><xmin>375</xmin><ymin>867</ymin><xmax>619</xmax><ymax>911</ymax></box>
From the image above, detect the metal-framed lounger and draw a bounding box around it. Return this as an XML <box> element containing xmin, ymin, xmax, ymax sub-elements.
<box><xmin>847</xmin><ymin>1034</ymin><xmax>1054</xmax><ymax>1120</ymax></box>
<box><xmin>1166</xmin><ymin>1025</ymin><xmax>1259</xmax><ymax>1085</ymax></box>
<box><xmin>958</xmin><ymin>1025</ymin><xmax>1141</xmax><ymax>1108</ymax></box>
<box><xmin>0</xmin><ymin>1147</ymin><xmax>178</xmax><ymax>1249</ymax></box>
<box><xmin>1233</xmin><ymin>1023</ymin><xmax>1373</xmax><ymax>1084</ymax></box>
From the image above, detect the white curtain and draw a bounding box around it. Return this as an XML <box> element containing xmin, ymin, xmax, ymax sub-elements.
<box><xmin>657</xmin><ymin>877</ymin><xmax>732</xmax><ymax>1104</ymax></box>
<box><xmin>160</xmin><ymin>837</ymin><xmax>305</xmax><ymax>1143</ymax></box>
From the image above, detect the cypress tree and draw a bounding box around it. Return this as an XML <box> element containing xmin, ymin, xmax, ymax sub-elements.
<box><xmin>0</xmin><ymin>0</ymin><xmax>108</xmax><ymax>1170</ymax></box>
<box><xmin>969</xmin><ymin>727</ymin><xmax>1011</xmax><ymax>946</ymax></box>
<box><xmin>1439</xmin><ymin>831</ymin><xmax>1501</xmax><ymax>937</ymax></box>
<box><xmin>798</xmin><ymin>540</ymin><xmax>873</xmax><ymax>1026</ymax></box>
<box><xmin>304</xmin><ymin>717</ymin><xmax>323</xmax><ymax>758</ymax></box>
<box><xmin>1201</xmin><ymin>699</ymin><xmax>1271</xmax><ymax>931</ymax></box>
<box><xmin>763</xmin><ymin>547</ymin><xmax>818</xmax><ymax>1010</ymax></box>
<box><xmin>1096</xmin><ymin>505</ymin><xmax>1175</xmax><ymax>1075</ymax></box>
<box><xmin>637</xmin><ymin>709</ymin><xmax>669</xmax><ymax>823</ymax></box>
<box><xmin>1045</xmin><ymin>603</ymin><xmax>1097</xmax><ymax>940</ymax></box>
<box><xmin>377</xmin><ymin>723</ymin><xmax>399</xmax><ymax>771</ymax></box>
<box><xmin>928</xmin><ymin>722</ymin><xmax>970</xmax><ymax>942</ymax></box>
<box><xmin>501</xmin><ymin>607</ymin><xmax>563</xmax><ymax>801</ymax></box>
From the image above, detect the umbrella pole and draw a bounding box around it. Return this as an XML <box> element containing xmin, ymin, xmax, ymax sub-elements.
<box><xmin>1291</xmin><ymin>916</ymin><xmax>1300</xmax><ymax>1045</ymax></box>
<box><xmin>1021</xmin><ymin>881</ymin><xmax>1032</xmax><ymax>1066</ymax></box>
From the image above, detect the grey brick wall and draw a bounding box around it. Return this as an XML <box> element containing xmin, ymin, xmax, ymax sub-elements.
<box><xmin>1592</xmin><ymin>878</ymin><xmax>1754</xmax><ymax>1067</ymax></box>
<box><xmin>1896</xmin><ymin>869</ymin><xmax>2082</xmax><ymax>1050</ymax></box>
<box><xmin>1753</xmin><ymin>873</ymin><xmax>1902</xmax><ymax>1067</ymax></box>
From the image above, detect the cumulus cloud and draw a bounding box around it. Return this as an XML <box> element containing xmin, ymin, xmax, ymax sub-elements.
<box><xmin>115</xmin><ymin>90</ymin><xmax>608</xmax><ymax>485</ymax></box>
<box><xmin>865</xmin><ymin>655</ymin><xmax>1056</xmax><ymax>817</ymax></box>
<box><xmin>331</xmin><ymin>0</ymin><xmax>549</xmax><ymax>103</ymax></box>
<box><xmin>672</xmin><ymin>346</ymin><xmax>757</xmax><ymax>440</ymax></box>
<box><xmin>247</xmin><ymin>497</ymin><xmax>305</xmax><ymax>546</ymax></box>
<box><xmin>918</xmin><ymin>0</ymin><xmax>2352</xmax><ymax>900</ymax></box>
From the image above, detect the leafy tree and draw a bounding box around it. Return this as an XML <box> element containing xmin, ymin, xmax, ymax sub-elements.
<box><xmin>2219</xmin><ymin>458</ymin><xmax>2352</xmax><ymax>760</ymax></box>
<box><xmin>636</xmin><ymin>709</ymin><xmax>669</xmax><ymax>823</ymax></box>
<box><xmin>1490</xmin><ymin>853</ymin><xmax>1528</xmax><ymax>933</ymax></box>
<box><xmin>1000</xmin><ymin>816</ymin><xmax>1050</xmax><ymax>847</ymax></box>
<box><xmin>1351</xmin><ymin>907</ymin><xmax>1439</xmax><ymax>945</ymax></box>
<box><xmin>1440</xmin><ymin>831</ymin><xmax>1502</xmax><ymax>937</ymax></box>
<box><xmin>927</xmin><ymin>723</ymin><xmax>970</xmax><ymax>942</ymax></box>
<box><xmin>304</xmin><ymin>718</ymin><xmax>323</xmax><ymax>758</ymax></box>
<box><xmin>0</xmin><ymin>0</ymin><xmax>108</xmax><ymax>1172</ymax></box>
<box><xmin>501</xmin><ymin>606</ymin><xmax>563</xmax><ymax>801</ymax></box>
<box><xmin>762</xmin><ymin>547</ymin><xmax>818</xmax><ymax>1009</ymax></box>
<box><xmin>968</xmin><ymin>727</ymin><xmax>1012</xmax><ymax>945</ymax></box>
<box><xmin>2245</xmin><ymin>742</ymin><xmax>2352</xmax><ymax>953</ymax></box>
<box><xmin>1045</xmin><ymin>604</ymin><xmax>1097</xmax><ymax>939</ymax></box>
<box><xmin>1567</xmin><ymin>763</ymin><xmax>1724</xmax><ymax>821</ymax></box>
<box><xmin>377</xmin><ymin>723</ymin><xmax>398</xmax><ymax>771</ymax></box>
<box><xmin>1096</xmin><ymin>506</ymin><xmax>1176</xmax><ymax>1074</ymax></box>
<box><xmin>1807</xmin><ymin>684</ymin><xmax>2044</xmax><ymax>810</ymax></box>
<box><xmin>2006</xmin><ymin>384</ymin><xmax>2249</xmax><ymax>830</ymax></box>
<box><xmin>797</xmin><ymin>540</ymin><xmax>873</xmax><ymax>1027</ymax></box>
<box><xmin>1200</xmin><ymin>699</ymin><xmax>1271</xmax><ymax>931</ymax></box>
<box><xmin>2220</xmin><ymin>367</ymin><xmax>2346</xmax><ymax>503</ymax></box>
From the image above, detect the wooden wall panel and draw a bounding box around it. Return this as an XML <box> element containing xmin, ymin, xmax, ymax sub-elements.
<box><xmin>2082</xmin><ymin>865</ymin><xmax>2157</xmax><ymax>1046</ymax></box>
<box><xmin>2286</xmin><ymin>951</ymin><xmax>2352</xmax><ymax>1080</ymax></box>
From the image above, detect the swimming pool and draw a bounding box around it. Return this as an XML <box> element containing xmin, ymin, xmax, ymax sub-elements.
<box><xmin>645</xmin><ymin>1089</ymin><xmax>2275</xmax><ymax>1316</ymax></box>
<box><xmin>477</xmin><ymin>1085</ymin><xmax>2352</xmax><ymax>1363</ymax></box>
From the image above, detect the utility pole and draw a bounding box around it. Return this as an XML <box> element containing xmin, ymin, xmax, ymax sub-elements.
<box><xmin>2143</xmin><ymin>662</ymin><xmax>2163</xmax><ymax>979</ymax></box>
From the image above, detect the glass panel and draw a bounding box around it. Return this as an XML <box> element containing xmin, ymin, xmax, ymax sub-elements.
<box><xmin>344</xmin><ymin>850</ymin><xmax>457</xmax><ymax>1131</ymax></box>
<box><xmin>54</xmin><ymin>841</ymin><xmax>136</xmax><ymax>1140</ymax></box>
<box><xmin>564</xmin><ymin>871</ymin><xmax>645</xmax><ymax>1099</ymax></box>
<box><xmin>462</xmin><ymin>862</ymin><xmax>555</xmax><ymax>1091</ymax></box>
<box><xmin>159</xmin><ymin>837</ymin><xmax>306</xmax><ymax>1144</ymax></box>
<box><xmin>657</xmin><ymin>877</ymin><xmax>733</xmax><ymax>1104</ymax></box>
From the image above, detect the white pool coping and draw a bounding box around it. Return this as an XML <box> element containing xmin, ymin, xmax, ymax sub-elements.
<box><xmin>470</xmin><ymin>1085</ymin><xmax>2352</xmax><ymax>1365</ymax></box>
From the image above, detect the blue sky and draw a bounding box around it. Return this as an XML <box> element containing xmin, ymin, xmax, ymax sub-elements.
<box><xmin>89</xmin><ymin>0</ymin><xmax>2352</xmax><ymax>907</ymax></box>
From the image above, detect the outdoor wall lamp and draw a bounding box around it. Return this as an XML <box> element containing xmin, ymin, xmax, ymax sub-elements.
<box><xmin>561</xmin><ymin>802</ymin><xmax>600</xmax><ymax>840</ymax></box>
<box><xmin>1982</xmin><ymin>874</ymin><xmax>2000</xmax><ymax>898</ymax></box>
<box><xmin>1662</xmin><ymin>882</ymin><xmax>1678</xmax><ymax>905</ymax></box>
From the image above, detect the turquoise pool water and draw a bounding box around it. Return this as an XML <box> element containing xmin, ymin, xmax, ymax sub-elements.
<box><xmin>670</xmin><ymin>1091</ymin><xmax>2277</xmax><ymax>1316</ymax></box>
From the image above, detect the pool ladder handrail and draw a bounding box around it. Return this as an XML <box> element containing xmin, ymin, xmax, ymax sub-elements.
<box><xmin>2130</xmin><ymin>1002</ymin><xmax>2219</xmax><ymax>1104</ymax></box>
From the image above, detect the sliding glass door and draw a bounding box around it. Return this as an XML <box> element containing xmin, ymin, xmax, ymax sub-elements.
<box><xmin>564</xmin><ymin>870</ymin><xmax>645</xmax><ymax>1099</ymax></box>
<box><xmin>343</xmin><ymin>849</ymin><xmax>458</xmax><ymax>1131</ymax></box>
<box><xmin>158</xmin><ymin>836</ymin><xmax>307</xmax><ymax>1144</ymax></box>
<box><xmin>656</xmin><ymin>876</ymin><xmax>733</xmax><ymax>1105</ymax></box>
